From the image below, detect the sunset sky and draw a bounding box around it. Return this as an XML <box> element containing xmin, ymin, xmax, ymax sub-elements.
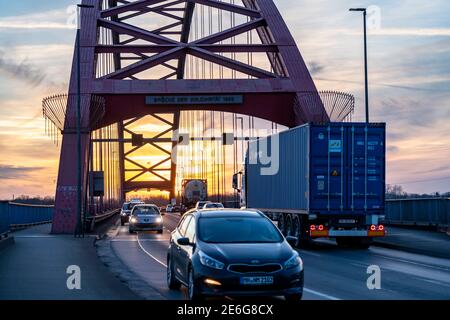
<box><xmin>0</xmin><ymin>0</ymin><xmax>449</xmax><ymax>199</ymax></box>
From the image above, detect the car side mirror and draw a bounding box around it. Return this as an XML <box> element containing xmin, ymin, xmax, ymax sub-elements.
<box><xmin>177</xmin><ymin>237</ymin><xmax>193</xmax><ymax>246</ymax></box>
<box><xmin>286</xmin><ymin>236</ymin><xmax>297</xmax><ymax>247</ymax></box>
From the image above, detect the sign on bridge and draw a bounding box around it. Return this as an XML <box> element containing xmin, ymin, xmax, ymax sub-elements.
<box><xmin>145</xmin><ymin>95</ymin><xmax>244</xmax><ymax>105</ymax></box>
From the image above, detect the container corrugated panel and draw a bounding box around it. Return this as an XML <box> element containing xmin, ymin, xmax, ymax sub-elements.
<box><xmin>309</xmin><ymin>123</ymin><xmax>385</xmax><ymax>214</ymax></box>
<box><xmin>0</xmin><ymin>201</ymin><xmax>10</xmax><ymax>235</ymax></box>
<box><xmin>246</xmin><ymin>123</ymin><xmax>385</xmax><ymax>215</ymax></box>
<box><xmin>246</xmin><ymin>124</ymin><xmax>309</xmax><ymax>211</ymax></box>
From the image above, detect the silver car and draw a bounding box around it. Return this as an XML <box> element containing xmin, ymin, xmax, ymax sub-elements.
<box><xmin>129</xmin><ymin>205</ymin><xmax>163</xmax><ymax>234</ymax></box>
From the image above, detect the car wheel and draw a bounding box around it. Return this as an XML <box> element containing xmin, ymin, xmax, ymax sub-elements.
<box><xmin>285</xmin><ymin>293</ymin><xmax>303</xmax><ymax>302</ymax></box>
<box><xmin>167</xmin><ymin>257</ymin><xmax>181</xmax><ymax>290</ymax></box>
<box><xmin>129</xmin><ymin>229</ymin><xmax>134</xmax><ymax>234</ymax></box>
<box><xmin>188</xmin><ymin>267</ymin><xmax>203</xmax><ymax>301</ymax></box>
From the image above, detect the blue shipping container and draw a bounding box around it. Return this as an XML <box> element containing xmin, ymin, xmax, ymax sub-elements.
<box><xmin>245</xmin><ymin>123</ymin><xmax>386</xmax><ymax>216</ymax></box>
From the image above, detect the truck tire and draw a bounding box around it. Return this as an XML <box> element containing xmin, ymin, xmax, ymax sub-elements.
<box><xmin>292</xmin><ymin>215</ymin><xmax>311</xmax><ymax>248</ymax></box>
<box><xmin>278</xmin><ymin>214</ymin><xmax>287</xmax><ymax>236</ymax></box>
<box><xmin>285</xmin><ymin>214</ymin><xmax>293</xmax><ymax>237</ymax></box>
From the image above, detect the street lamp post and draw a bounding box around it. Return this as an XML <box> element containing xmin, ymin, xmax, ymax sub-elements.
<box><xmin>349</xmin><ymin>8</ymin><xmax>370</xmax><ymax>123</ymax></box>
<box><xmin>75</xmin><ymin>4</ymin><xmax>94</xmax><ymax>238</ymax></box>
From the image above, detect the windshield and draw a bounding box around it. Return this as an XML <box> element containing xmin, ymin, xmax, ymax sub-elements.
<box><xmin>122</xmin><ymin>203</ymin><xmax>131</xmax><ymax>210</ymax></box>
<box><xmin>198</xmin><ymin>217</ymin><xmax>283</xmax><ymax>243</ymax></box>
<box><xmin>133</xmin><ymin>206</ymin><xmax>159</xmax><ymax>216</ymax></box>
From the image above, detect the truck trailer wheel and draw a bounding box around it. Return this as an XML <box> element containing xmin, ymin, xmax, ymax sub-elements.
<box><xmin>277</xmin><ymin>214</ymin><xmax>287</xmax><ymax>236</ymax></box>
<box><xmin>292</xmin><ymin>215</ymin><xmax>310</xmax><ymax>248</ymax></box>
<box><xmin>285</xmin><ymin>214</ymin><xmax>293</xmax><ymax>237</ymax></box>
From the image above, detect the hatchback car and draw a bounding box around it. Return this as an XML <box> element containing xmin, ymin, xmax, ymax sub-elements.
<box><xmin>121</xmin><ymin>201</ymin><xmax>144</xmax><ymax>225</ymax></box>
<box><xmin>166</xmin><ymin>210</ymin><xmax>304</xmax><ymax>301</ymax></box>
<box><xmin>129</xmin><ymin>205</ymin><xmax>163</xmax><ymax>234</ymax></box>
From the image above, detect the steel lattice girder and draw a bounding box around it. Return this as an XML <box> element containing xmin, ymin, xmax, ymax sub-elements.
<box><xmin>52</xmin><ymin>0</ymin><xmax>328</xmax><ymax>234</ymax></box>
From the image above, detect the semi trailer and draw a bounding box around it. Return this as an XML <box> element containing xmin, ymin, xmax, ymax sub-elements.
<box><xmin>181</xmin><ymin>179</ymin><xmax>208</xmax><ymax>210</ymax></box>
<box><xmin>233</xmin><ymin>122</ymin><xmax>386</xmax><ymax>248</ymax></box>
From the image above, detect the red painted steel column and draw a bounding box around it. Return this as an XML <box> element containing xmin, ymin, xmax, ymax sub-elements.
<box><xmin>52</xmin><ymin>0</ymin><xmax>98</xmax><ymax>234</ymax></box>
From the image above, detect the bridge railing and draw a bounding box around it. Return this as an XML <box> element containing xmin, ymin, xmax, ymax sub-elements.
<box><xmin>0</xmin><ymin>202</ymin><xmax>54</xmax><ymax>234</ymax></box>
<box><xmin>384</xmin><ymin>198</ymin><xmax>450</xmax><ymax>227</ymax></box>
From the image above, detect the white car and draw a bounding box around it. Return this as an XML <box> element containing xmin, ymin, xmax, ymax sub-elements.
<box><xmin>202</xmin><ymin>202</ymin><xmax>224</xmax><ymax>209</ymax></box>
<box><xmin>195</xmin><ymin>201</ymin><xmax>212</xmax><ymax>210</ymax></box>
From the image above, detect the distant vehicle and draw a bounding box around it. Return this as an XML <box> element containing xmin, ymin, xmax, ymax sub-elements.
<box><xmin>120</xmin><ymin>201</ymin><xmax>144</xmax><ymax>226</ymax></box>
<box><xmin>202</xmin><ymin>202</ymin><xmax>224</xmax><ymax>209</ymax></box>
<box><xmin>167</xmin><ymin>210</ymin><xmax>304</xmax><ymax>301</ymax></box>
<box><xmin>166</xmin><ymin>204</ymin><xmax>174</xmax><ymax>213</ymax></box>
<box><xmin>233</xmin><ymin>122</ymin><xmax>386</xmax><ymax>249</ymax></box>
<box><xmin>195</xmin><ymin>201</ymin><xmax>212</xmax><ymax>210</ymax></box>
<box><xmin>173</xmin><ymin>205</ymin><xmax>181</xmax><ymax>212</ymax></box>
<box><xmin>129</xmin><ymin>204</ymin><xmax>163</xmax><ymax>234</ymax></box>
<box><xmin>181</xmin><ymin>179</ymin><xmax>208</xmax><ymax>210</ymax></box>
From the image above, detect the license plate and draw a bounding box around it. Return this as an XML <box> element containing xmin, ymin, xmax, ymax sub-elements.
<box><xmin>240</xmin><ymin>276</ymin><xmax>274</xmax><ymax>286</ymax></box>
<box><xmin>339</xmin><ymin>219</ymin><xmax>356</xmax><ymax>224</ymax></box>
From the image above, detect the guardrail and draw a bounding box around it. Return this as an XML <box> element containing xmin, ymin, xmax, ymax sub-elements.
<box><xmin>7</xmin><ymin>202</ymin><xmax>54</xmax><ymax>230</ymax></box>
<box><xmin>384</xmin><ymin>198</ymin><xmax>450</xmax><ymax>227</ymax></box>
<box><xmin>86</xmin><ymin>208</ymin><xmax>120</xmax><ymax>231</ymax></box>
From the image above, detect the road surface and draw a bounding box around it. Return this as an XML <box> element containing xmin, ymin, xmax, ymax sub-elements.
<box><xmin>108</xmin><ymin>212</ymin><xmax>450</xmax><ymax>300</ymax></box>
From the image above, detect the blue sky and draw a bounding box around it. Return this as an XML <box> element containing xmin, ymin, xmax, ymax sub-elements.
<box><xmin>0</xmin><ymin>0</ymin><xmax>449</xmax><ymax>198</ymax></box>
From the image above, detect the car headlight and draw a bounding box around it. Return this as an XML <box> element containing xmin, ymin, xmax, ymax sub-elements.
<box><xmin>130</xmin><ymin>217</ymin><xmax>137</xmax><ymax>224</ymax></box>
<box><xmin>198</xmin><ymin>251</ymin><xmax>225</xmax><ymax>270</ymax></box>
<box><xmin>155</xmin><ymin>217</ymin><xmax>162</xmax><ymax>224</ymax></box>
<box><xmin>284</xmin><ymin>252</ymin><xmax>303</xmax><ymax>270</ymax></box>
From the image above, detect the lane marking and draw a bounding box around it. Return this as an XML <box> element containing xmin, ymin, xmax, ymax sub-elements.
<box><xmin>372</xmin><ymin>254</ymin><xmax>450</xmax><ymax>272</ymax></box>
<box><xmin>136</xmin><ymin>233</ymin><xmax>168</xmax><ymax>268</ymax></box>
<box><xmin>112</xmin><ymin>239</ymin><xmax>169</xmax><ymax>242</ymax></box>
<box><xmin>297</xmin><ymin>250</ymin><xmax>321</xmax><ymax>257</ymax></box>
<box><xmin>303</xmin><ymin>288</ymin><xmax>341</xmax><ymax>300</ymax></box>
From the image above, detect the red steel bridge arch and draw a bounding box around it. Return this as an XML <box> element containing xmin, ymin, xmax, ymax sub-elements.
<box><xmin>51</xmin><ymin>0</ymin><xmax>328</xmax><ymax>233</ymax></box>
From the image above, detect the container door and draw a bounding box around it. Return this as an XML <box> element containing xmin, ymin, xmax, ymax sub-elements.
<box><xmin>347</xmin><ymin>125</ymin><xmax>385</xmax><ymax>212</ymax></box>
<box><xmin>310</xmin><ymin>125</ymin><xmax>347</xmax><ymax>211</ymax></box>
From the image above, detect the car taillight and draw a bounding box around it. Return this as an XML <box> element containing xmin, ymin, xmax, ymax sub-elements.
<box><xmin>370</xmin><ymin>225</ymin><xmax>377</xmax><ymax>231</ymax></box>
<box><xmin>378</xmin><ymin>225</ymin><xmax>384</xmax><ymax>231</ymax></box>
<box><xmin>310</xmin><ymin>225</ymin><xmax>316</xmax><ymax>231</ymax></box>
<box><xmin>318</xmin><ymin>225</ymin><xmax>324</xmax><ymax>231</ymax></box>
